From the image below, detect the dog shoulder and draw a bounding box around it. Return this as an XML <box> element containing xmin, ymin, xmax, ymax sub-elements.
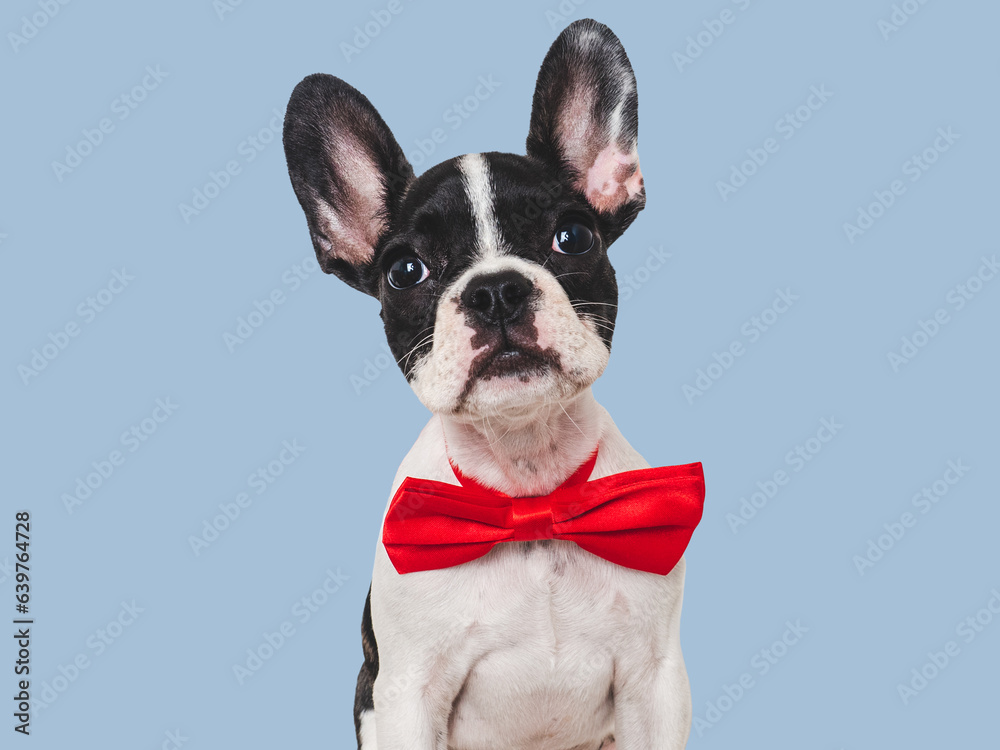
<box><xmin>592</xmin><ymin>406</ymin><xmax>653</xmax><ymax>477</ymax></box>
<box><xmin>383</xmin><ymin>415</ymin><xmax>452</xmax><ymax>495</ymax></box>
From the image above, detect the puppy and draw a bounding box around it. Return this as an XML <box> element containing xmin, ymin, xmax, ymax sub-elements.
<box><xmin>283</xmin><ymin>19</ymin><xmax>701</xmax><ymax>750</ymax></box>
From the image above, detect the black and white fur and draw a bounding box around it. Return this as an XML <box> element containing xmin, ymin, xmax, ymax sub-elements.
<box><xmin>284</xmin><ymin>19</ymin><xmax>692</xmax><ymax>749</ymax></box>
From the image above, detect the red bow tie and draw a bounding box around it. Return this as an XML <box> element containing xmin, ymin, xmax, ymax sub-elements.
<box><xmin>382</xmin><ymin>451</ymin><xmax>705</xmax><ymax>575</ymax></box>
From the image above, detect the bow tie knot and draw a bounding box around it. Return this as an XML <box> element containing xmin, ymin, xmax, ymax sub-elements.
<box><xmin>511</xmin><ymin>495</ymin><xmax>555</xmax><ymax>541</ymax></box>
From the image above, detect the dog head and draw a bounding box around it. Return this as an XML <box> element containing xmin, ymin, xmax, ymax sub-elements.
<box><xmin>283</xmin><ymin>19</ymin><xmax>644</xmax><ymax>420</ymax></box>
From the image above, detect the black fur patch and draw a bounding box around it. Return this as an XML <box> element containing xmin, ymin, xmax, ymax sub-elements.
<box><xmin>353</xmin><ymin>584</ymin><xmax>378</xmax><ymax>748</ymax></box>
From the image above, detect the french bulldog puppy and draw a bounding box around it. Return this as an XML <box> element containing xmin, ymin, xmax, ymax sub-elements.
<box><xmin>284</xmin><ymin>18</ymin><xmax>697</xmax><ymax>750</ymax></box>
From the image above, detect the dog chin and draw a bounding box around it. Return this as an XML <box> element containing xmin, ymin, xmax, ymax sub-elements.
<box><xmin>411</xmin><ymin>353</ymin><xmax>599</xmax><ymax>419</ymax></box>
<box><xmin>459</xmin><ymin>368</ymin><xmax>583</xmax><ymax>418</ymax></box>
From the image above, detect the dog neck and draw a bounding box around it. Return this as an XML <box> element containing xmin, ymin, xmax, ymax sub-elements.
<box><xmin>439</xmin><ymin>388</ymin><xmax>604</xmax><ymax>497</ymax></box>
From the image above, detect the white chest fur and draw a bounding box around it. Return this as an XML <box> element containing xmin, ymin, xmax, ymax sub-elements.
<box><xmin>366</xmin><ymin>402</ymin><xmax>692</xmax><ymax>750</ymax></box>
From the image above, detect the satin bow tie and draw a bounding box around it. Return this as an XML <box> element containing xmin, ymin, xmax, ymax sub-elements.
<box><xmin>382</xmin><ymin>450</ymin><xmax>705</xmax><ymax>575</ymax></box>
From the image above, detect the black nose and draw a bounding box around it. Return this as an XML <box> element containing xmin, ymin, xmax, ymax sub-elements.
<box><xmin>460</xmin><ymin>270</ymin><xmax>534</xmax><ymax>326</ymax></box>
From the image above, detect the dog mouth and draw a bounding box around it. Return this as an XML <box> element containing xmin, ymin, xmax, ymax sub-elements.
<box><xmin>472</xmin><ymin>345</ymin><xmax>558</xmax><ymax>383</ymax></box>
<box><xmin>464</xmin><ymin>317</ymin><xmax>563</xmax><ymax>387</ymax></box>
<box><xmin>445</xmin><ymin>341</ymin><xmax>561</xmax><ymax>415</ymax></box>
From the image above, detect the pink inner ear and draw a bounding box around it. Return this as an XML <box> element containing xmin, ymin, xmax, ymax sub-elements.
<box><xmin>318</xmin><ymin>135</ymin><xmax>389</xmax><ymax>266</ymax></box>
<box><xmin>582</xmin><ymin>144</ymin><xmax>643</xmax><ymax>213</ymax></box>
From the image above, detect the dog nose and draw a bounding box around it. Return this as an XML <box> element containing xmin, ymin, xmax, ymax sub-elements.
<box><xmin>461</xmin><ymin>270</ymin><xmax>534</xmax><ymax>326</ymax></box>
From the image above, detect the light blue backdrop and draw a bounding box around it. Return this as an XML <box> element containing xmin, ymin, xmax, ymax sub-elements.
<box><xmin>2</xmin><ymin>0</ymin><xmax>998</xmax><ymax>747</ymax></box>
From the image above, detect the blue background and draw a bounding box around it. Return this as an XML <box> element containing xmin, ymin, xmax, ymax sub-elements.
<box><xmin>2</xmin><ymin>0</ymin><xmax>998</xmax><ymax>747</ymax></box>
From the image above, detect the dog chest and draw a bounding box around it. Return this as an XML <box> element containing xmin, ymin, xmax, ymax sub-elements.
<box><xmin>450</xmin><ymin>542</ymin><xmax>625</xmax><ymax>748</ymax></box>
<box><xmin>372</xmin><ymin>539</ymin><xmax>670</xmax><ymax>748</ymax></box>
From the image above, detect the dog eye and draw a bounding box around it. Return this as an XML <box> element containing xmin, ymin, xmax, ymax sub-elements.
<box><xmin>387</xmin><ymin>256</ymin><xmax>430</xmax><ymax>290</ymax></box>
<box><xmin>552</xmin><ymin>222</ymin><xmax>595</xmax><ymax>255</ymax></box>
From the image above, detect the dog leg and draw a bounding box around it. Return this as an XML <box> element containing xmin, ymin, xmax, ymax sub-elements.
<box><xmin>610</xmin><ymin>562</ymin><xmax>692</xmax><ymax>749</ymax></box>
<box><xmin>612</xmin><ymin>655</ymin><xmax>692</xmax><ymax>749</ymax></box>
<box><xmin>369</xmin><ymin>626</ymin><xmax>466</xmax><ymax>750</ymax></box>
<box><xmin>356</xmin><ymin>707</ymin><xmax>377</xmax><ymax>750</ymax></box>
<box><xmin>371</xmin><ymin>670</ymin><xmax>456</xmax><ymax>750</ymax></box>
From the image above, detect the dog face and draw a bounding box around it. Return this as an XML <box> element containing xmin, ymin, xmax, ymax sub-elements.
<box><xmin>283</xmin><ymin>19</ymin><xmax>644</xmax><ymax>419</ymax></box>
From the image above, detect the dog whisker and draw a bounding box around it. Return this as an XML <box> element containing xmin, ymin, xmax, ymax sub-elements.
<box><xmin>398</xmin><ymin>332</ymin><xmax>436</xmax><ymax>369</ymax></box>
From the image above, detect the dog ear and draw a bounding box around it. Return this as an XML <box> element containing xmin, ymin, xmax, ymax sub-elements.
<box><xmin>526</xmin><ymin>19</ymin><xmax>644</xmax><ymax>238</ymax></box>
<box><xmin>283</xmin><ymin>74</ymin><xmax>414</xmax><ymax>295</ymax></box>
